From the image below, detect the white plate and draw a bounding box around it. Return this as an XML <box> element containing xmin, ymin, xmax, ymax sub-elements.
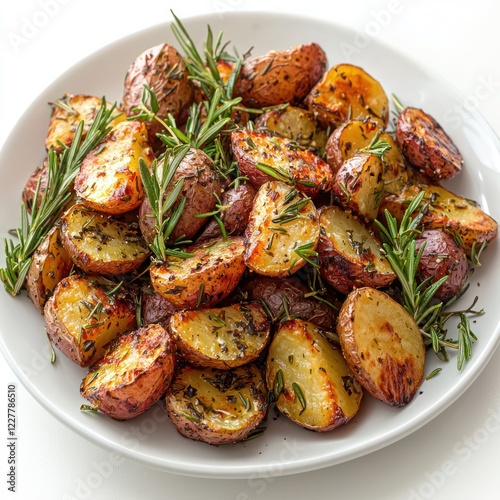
<box><xmin>1</xmin><ymin>12</ymin><xmax>499</xmax><ymax>479</ymax></box>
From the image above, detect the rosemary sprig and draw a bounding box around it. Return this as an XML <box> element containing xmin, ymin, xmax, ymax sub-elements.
<box><xmin>359</xmin><ymin>130</ymin><xmax>392</xmax><ymax>160</ymax></box>
<box><xmin>0</xmin><ymin>99</ymin><xmax>118</xmax><ymax>295</ymax></box>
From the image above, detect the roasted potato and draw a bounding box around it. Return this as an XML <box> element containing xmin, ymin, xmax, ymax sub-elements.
<box><xmin>60</xmin><ymin>204</ymin><xmax>150</xmax><ymax>276</ymax></box>
<box><xmin>317</xmin><ymin>205</ymin><xmax>395</xmax><ymax>294</ymax></box>
<box><xmin>44</xmin><ymin>274</ymin><xmax>136</xmax><ymax>367</ymax></box>
<box><xmin>46</xmin><ymin>94</ymin><xmax>124</xmax><ymax>152</ymax></box>
<box><xmin>337</xmin><ymin>287</ymin><xmax>426</xmax><ymax>406</ymax></box>
<box><xmin>169</xmin><ymin>302</ymin><xmax>271</xmax><ymax>369</ymax></box>
<box><xmin>197</xmin><ymin>183</ymin><xmax>257</xmax><ymax>241</ymax></box>
<box><xmin>122</xmin><ymin>43</ymin><xmax>194</xmax><ymax>149</ymax></box>
<box><xmin>139</xmin><ymin>147</ymin><xmax>222</xmax><ymax>244</ymax></box>
<box><xmin>266</xmin><ymin>319</ymin><xmax>363</xmax><ymax>431</ymax></box>
<box><xmin>415</xmin><ymin>229</ymin><xmax>468</xmax><ymax>301</ymax></box>
<box><xmin>332</xmin><ymin>152</ymin><xmax>385</xmax><ymax>222</ymax></box>
<box><xmin>244</xmin><ymin>276</ymin><xmax>339</xmax><ymax>330</ymax></box>
<box><xmin>26</xmin><ymin>225</ymin><xmax>73</xmax><ymax>312</ymax></box>
<box><xmin>379</xmin><ymin>184</ymin><xmax>498</xmax><ymax>256</ymax></box>
<box><xmin>231</xmin><ymin>129</ymin><xmax>333</xmax><ymax>197</ymax></box>
<box><xmin>306</xmin><ymin>64</ymin><xmax>389</xmax><ymax>129</ymax></box>
<box><xmin>74</xmin><ymin>120</ymin><xmax>153</xmax><ymax>214</ymax></box>
<box><xmin>140</xmin><ymin>285</ymin><xmax>177</xmax><ymax>329</ymax></box>
<box><xmin>233</xmin><ymin>43</ymin><xmax>327</xmax><ymax>108</ymax></box>
<box><xmin>255</xmin><ymin>105</ymin><xmax>327</xmax><ymax>155</ymax></box>
<box><xmin>150</xmin><ymin>236</ymin><xmax>246</xmax><ymax>309</ymax></box>
<box><xmin>80</xmin><ymin>324</ymin><xmax>175</xmax><ymax>420</ymax></box>
<box><xmin>165</xmin><ymin>364</ymin><xmax>268</xmax><ymax>445</ymax></box>
<box><xmin>244</xmin><ymin>181</ymin><xmax>320</xmax><ymax>277</ymax></box>
<box><xmin>396</xmin><ymin>107</ymin><xmax>462</xmax><ymax>181</ymax></box>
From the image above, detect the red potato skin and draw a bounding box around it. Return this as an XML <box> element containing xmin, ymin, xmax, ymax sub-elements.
<box><xmin>415</xmin><ymin>229</ymin><xmax>468</xmax><ymax>301</ymax></box>
<box><xmin>141</xmin><ymin>286</ymin><xmax>178</xmax><ymax>329</ymax></box>
<box><xmin>396</xmin><ymin>107</ymin><xmax>462</xmax><ymax>181</ymax></box>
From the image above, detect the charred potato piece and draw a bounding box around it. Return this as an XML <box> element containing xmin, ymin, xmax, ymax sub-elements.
<box><xmin>255</xmin><ymin>105</ymin><xmax>327</xmax><ymax>155</ymax></box>
<box><xmin>197</xmin><ymin>184</ymin><xmax>257</xmax><ymax>241</ymax></box>
<box><xmin>234</xmin><ymin>43</ymin><xmax>327</xmax><ymax>108</ymax></box>
<box><xmin>81</xmin><ymin>324</ymin><xmax>175</xmax><ymax>420</ymax></box>
<box><xmin>26</xmin><ymin>225</ymin><xmax>73</xmax><ymax>312</ymax></box>
<box><xmin>306</xmin><ymin>64</ymin><xmax>389</xmax><ymax>129</ymax></box>
<box><xmin>332</xmin><ymin>152</ymin><xmax>385</xmax><ymax>222</ymax></box>
<box><xmin>139</xmin><ymin>148</ymin><xmax>222</xmax><ymax>244</ymax></box>
<box><xmin>244</xmin><ymin>276</ymin><xmax>339</xmax><ymax>330</ymax></box>
<box><xmin>122</xmin><ymin>43</ymin><xmax>194</xmax><ymax>150</ymax></box>
<box><xmin>60</xmin><ymin>204</ymin><xmax>150</xmax><ymax>276</ymax></box>
<box><xmin>337</xmin><ymin>287</ymin><xmax>425</xmax><ymax>406</ymax></box>
<box><xmin>415</xmin><ymin>229</ymin><xmax>468</xmax><ymax>301</ymax></box>
<box><xmin>266</xmin><ymin>319</ymin><xmax>363</xmax><ymax>431</ymax></box>
<box><xmin>140</xmin><ymin>285</ymin><xmax>177</xmax><ymax>329</ymax></box>
<box><xmin>150</xmin><ymin>236</ymin><xmax>246</xmax><ymax>309</ymax></box>
<box><xmin>46</xmin><ymin>94</ymin><xmax>124</xmax><ymax>152</ymax></box>
<box><xmin>379</xmin><ymin>184</ymin><xmax>498</xmax><ymax>256</ymax></box>
<box><xmin>44</xmin><ymin>274</ymin><xmax>136</xmax><ymax>367</ymax></box>
<box><xmin>244</xmin><ymin>181</ymin><xmax>320</xmax><ymax>277</ymax></box>
<box><xmin>396</xmin><ymin>107</ymin><xmax>462</xmax><ymax>181</ymax></box>
<box><xmin>75</xmin><ymin>120</ymin><xmax>153</xmax><ymax>214</ymax></box>
<box><xmin>231</xmin><ymin>130</ymin><xmax>333</xmax><ymax>197</ymax></box>
<box><xmin>165</xmin><ymin>364</ymin><xmax>268</xmax><ymax>445</ymax></box>
<box><xmin>317</xmin><ymin>205</ymin><xmax>395</xmax><ymax>294</ymax></box>
<box><xmin>169</xmin><ymin>302</ymin><xmax>271</xmax><ymax>369</ymax></box>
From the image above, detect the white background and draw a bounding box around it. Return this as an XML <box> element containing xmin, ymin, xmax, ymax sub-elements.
<box><xmin>1</xmin><ymin>0</ymin><xmax>500</xmax><ymax>499</ymax></box>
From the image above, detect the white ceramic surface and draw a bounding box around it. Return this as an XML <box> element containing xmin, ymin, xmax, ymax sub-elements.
<box><xmin>0</xmin><ymin>10</ymin><xmax>499</xmax><ymax>480</ymax></box>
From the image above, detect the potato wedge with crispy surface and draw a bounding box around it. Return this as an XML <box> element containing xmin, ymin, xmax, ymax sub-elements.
<box><xmin>337</xmin><ymin>287</ymin><xmax>426</xmax><ymax>406</ymax></box>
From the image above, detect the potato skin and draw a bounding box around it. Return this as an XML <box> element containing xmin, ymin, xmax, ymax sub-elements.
<box><xmin>396</xmin><ymin>107</ymin><xmax>462</xmax><ymax>181</ymax></box>
<box><xmin>233</xmin><ymin>43</ymin><xmax>327</xmax><ymax>108</ymax></box>
<box><xmin>244</xmin><ymin>276</ymin><xmax>338</xmax><ymax>330</ymax></box>
<box><xmin>81</xmin><ymin>324</ymin><xmax>175</xmax><ymax>420</ymax></box>
<box><xmin>197</xmin><ymin>184</ymin><xmax>257</xmax><ymax>241</ymax></box>
<box><xmin>415</xmin><ymin>229</ymin><xmax>468</xmax><ymax>301</ymax></box>
<box><xmin>26</xmin><ymin>225</ymin><xmax>73</xmax><ymax>312</ymax></box>
<box><xmin>140</xmin><ymin>285</ymin><xmax>178</xmax><ymax>329</ymax></box>
<box><xmin>165</xmin><ymin>364</ymin><xmax>268</xmax><ymax>445</ymax></box>
<box><xmin>139</xmin><ymin>148</ymin><xmax>222</xmax><ymax>244</ymax></box>
<box><xmin>122</xmin><ymin>43</ymin><xmax>194</xmax><ymax>150</ymax></box>
<box><xmin>337</xmin><ymin>287</ymin><xmax>425</xmax><ymax>406</ymax></box>
<box><xmin>44</xmin><ymin>275</ymin><xmax>136</xmax><ymax>367</ymax></box>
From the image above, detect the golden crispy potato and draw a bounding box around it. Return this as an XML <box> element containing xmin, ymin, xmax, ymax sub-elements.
<box><xmin>415</xmin><ymin>229</ymin><xmax>468</xmax><ymax>301</ymax></box>
<box><xmin>44</xmin><ymin>274</ymin><xmax>136</xmax><ymax>367</ymax></box>
<box><xmin>75</xmin><ymin>120</ymin><xmax>153</xmax><ymax>214</ymax></box>
<box><xmin>266</xmin><ymin>319</ymin><xmax>363</xmax><ymax>431</ymax></box>
<box><xmin>244</xmin><ymin>181</ymin><xmax>320</xmax><ymax>276</ymax></box>
<box><xmin>332</xmin><ymin>152</ymin><xmax>385</xmax><ymax>222</ymax></box>
<box><xmin>337</xmin><ymin>287</ymin><xmax>425</xmax><ymax>406</ymax></box>
<box><xmin>244</xmin><ymin>276</ymin><xmax>340</xmax><ymax>331</ymax></box>
<box><xmin>60</xmin><ymin>204</ymin><xmax>150</xmax><ymax>276</ymax></box>
<box><xmin>379</xmin><ymin>184</ymin><xmax>498</xmax><ymax>256</ymax></box>
<box><xmin>139</xmin><ymin>148</ymin><xmax>222</xmax><ymax>244</ymax></box>
<box><xmin>317</xmin><ymin>205</ymin><xmax>395</xmax><ymax>294</ymax></box>
<box><xmin>26</xmin><ymin>225</ymin><xmax>73</xmax><ymax>312</ymax></box>
<box><xmin>396</xmin><ymin>107</ymin><xmax>462</xmax><ymax>181</ymax></box>
<box><xmin>165</xmin><ymin>364</ymin><xmax>268</xmax><ymax>445</ymax></box>
<box><xmin>231</xmin><ymin>129</ymin><xmax>333</xmax><ymax>197</ymax></box>
<box><xmin>169</xmin><ymin>302</ymin><xmax>270</xmax><ymax>369</ymax></box>
<box><xmin>46</xmin><ymin>94</ymin><xmax>124</xmax><ymax>152</ymax></box>
<box><xmin>306</xmin><ymin>64</ymin><xmax>389</xmax><ymax>129</ymax></box>
<box><xmin>80</xmin><ymin>324</ymin><xmax>175</xmax><ymax>420</ymax></box>
<box><xmin>122</xmin><ymin>43</ymin><xmax>194</xmax><ymax>149</ymax></box>
<box><xmin>150</xmin><ymin>237</ymin><xmax>246</xmax><ymax>309</ymax></box>
<box><xmin>255</xmin><ymin>105</ymin><xmax>327</xmax><ymax>155</ymax></box>
<box><xmin>197</xmin><ymin>184</ymin><xmax>257</xmax><ymax>241</ymax></box>
<box><xmin>233</xmin><ymin>43</ymin><xmax>327</xmax><ymax>108</ymax></box>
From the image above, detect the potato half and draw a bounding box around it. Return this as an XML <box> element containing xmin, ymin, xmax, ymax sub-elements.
<box><xmin>266</xmin><ymin>319</ymin><xmax>363</xmax><ymax>431</ymax></box>
<box><xmin>337</xmin><ymin>287</ymin><xmax>425</xmax><ymax>406</ymax></box>
<box><xmin>165</xmin><ymin>364</ymin><xmax>268</xmax><ymax>445</ymax></box>
<box><xmin>81</xmin><ymin>324</ymin><xmax>175</xmax><ymax>420</ymax></box>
